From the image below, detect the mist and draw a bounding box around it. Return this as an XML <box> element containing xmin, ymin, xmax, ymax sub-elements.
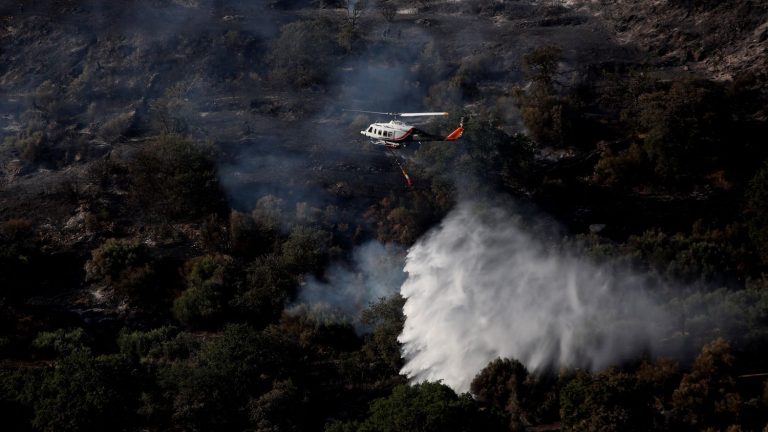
<box><xmin>398</xmin><ymin>201</ymin><xmax>675</xmax><ymax>392</ymax></box>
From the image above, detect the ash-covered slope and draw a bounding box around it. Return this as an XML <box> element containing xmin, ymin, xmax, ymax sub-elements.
<box><xmin>0</xmin><ymin>0</ymin><xmax>634</xmax><ymax>217</ymax></box>
<box><xmin>572</xmin><ymin>0</ymin><xmax>768</xmax><ymax>81</ymax></box>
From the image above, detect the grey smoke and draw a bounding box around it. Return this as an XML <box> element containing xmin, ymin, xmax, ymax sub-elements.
<box><xmin>398</xmin><ymin>201</ymin><xmax>673</xmax><ymax>392</ymax></box>
<box><xmin>294</xmin><ymin>241</ymin><xmax>406</xmax><ymax>327</ymax></box>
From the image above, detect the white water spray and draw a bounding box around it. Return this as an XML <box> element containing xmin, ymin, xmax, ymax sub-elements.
<box><xmin>398</xmin><ymin>202</ymin><xmax>672</xmax><ymax>392</ymax></box>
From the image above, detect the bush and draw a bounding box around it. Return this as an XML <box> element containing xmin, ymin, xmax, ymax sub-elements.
<box><xmin>173</xmin><ymin>254</ymin><xmax>236</xmax><ymax>329</ymax></box>
<box><xmin>280</xmin><ymin>225</ymin><xmax>332</xmax><ymax>274</ymax></box>
<box><xmin>85</xmin><ymin>238</ymin><xmax>146</xmax><ymax>284</ymax></box>
<box><xmin>513</xmin><ymin>45</ymin><xmax>572</xmax><ymax>147</ymax></box>
<box><xmin>32</xmin><ymin>328</ymin><xmax>90</xmax><ymax>356</ymax></box>
<box><xmin>118</xmin><ymin>326</ymin><xmax>199</xmax><ymax>362</ymax></box>
<box><xmin>32</xmin><ymin>350</ymin><xmax>136</xmax><ymax>432</ymax></box>
<box><xmin>671</xmin><ymin>338</ymin><xmax>741</xmax><ymax>429</ymax></box>
<box><xmin>560</xmin><ymin>369</ymin><xmax>653</xmax><ymax>432</ymax></box>
<box><xmin>327</xmin><ymin>382</ymin><xmax>505</xmax><ymax>432</ymax></box>
<box><xmin>249</xmin><ymin>379</ymin><xmax>304</xmax><ymax>432</ymax></box>
<box><xmin>359</xmin><ymin>296</ymin><xmax>406</xmax><ymax>378</ymax></box>
<box><xmin>159</xmin><ymin>324</ymin><xmax>300</xmax><ymax>430</ymax></box>
<box><xmin>450</xmin><ymin>52</ymin><xmax>499</xmax><ymax>98</ymax></box>
<box><xmin>85</xmin><ymin>238</ymin><xmax>157</xmax><ymax>304</ymax></box>
<box><xmin>268</xmin><ymin>18</ymin><xmax>342</xmax><ymax>87</ymax></box>
<box><xmin>593</xmin><ymin>143</ymin><xmax>651</xmax><ymax>188</ymax></box>
<box><xmin>117</xmin><ymin>325</ymin><xmax>180</xmax><ymax>359</ymax></box>
<box><xmin>625</xmin><ymin>225</ymin><xmax>749</xmax><ymax>285</ymax></box>
<box><xmin>128</xmin><ymin>134</ymin><xmax>225</xmax><ymax>222</ymax></box>
<box><xmin>233</xmin><ymin>253</ymin><xmax>297</xmax><ymax>326</ymax></box>
<box><xmin>471</xmin><ymin>358</ymin><xmax>530</xmax><ymax>429</ymax></box>
<box><xmin>628</xmin><ymin>79</ymin><xmax>727</xmax><ymax>181</ymax></box>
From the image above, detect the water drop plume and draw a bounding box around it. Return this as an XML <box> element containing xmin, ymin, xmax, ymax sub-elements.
<box><xmin>398</xmin><ymin>201</ymin><xmax>672</xmax><ymax>392</ymax></box>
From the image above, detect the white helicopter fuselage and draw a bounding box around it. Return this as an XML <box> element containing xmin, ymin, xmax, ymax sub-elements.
<box><xmin>360</xmin><ymin>120</ymin><xmax>415</xmax><ymax>148</ymax></box>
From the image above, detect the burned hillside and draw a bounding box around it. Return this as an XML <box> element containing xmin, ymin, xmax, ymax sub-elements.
<box><xmin>2</xmin><ymin>0</ymin><xmax>768</xmax><ymax>431</ymax></box>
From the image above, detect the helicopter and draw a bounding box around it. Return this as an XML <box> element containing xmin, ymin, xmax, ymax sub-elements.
<box><xmin>344</xmin><ymin>110</ymin><xmax>464</xmax><ymax>187</ymax></box>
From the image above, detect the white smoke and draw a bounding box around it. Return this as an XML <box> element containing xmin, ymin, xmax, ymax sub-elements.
<box><xmin>398</xmin><ymin>202</ymin><xmax>673</xmax><ymax>392</ymax></box>
<box><xmin>295</xmin><ymin>241</ymin><xmax>406</xmax><ymax>326</ymax></box>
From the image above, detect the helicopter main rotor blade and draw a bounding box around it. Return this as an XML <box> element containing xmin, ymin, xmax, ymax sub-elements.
<box><xmin>343</xmin><ymin>109</ymin><xmax>449</xmax><ymax>117</ymax></box>
<box><xmin>399</xmin><ymin>112</ymin><xmax>449</xmax><ymax>117</ymax></box>
<box><xmin>342</xmin><ymin>109</ymin><xmax>399</xmax><ymax>116</ymax></box>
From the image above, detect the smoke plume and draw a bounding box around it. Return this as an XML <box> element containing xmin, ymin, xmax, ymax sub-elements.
<box><xmin>294</xmin><ymin>241</ymin><xmax>406</xmax><ymax>328</ymax></box>
<box><xmin>398</xmin><ymin>202</ymin><xmax>673</xmax><ymax>392</ymax></box>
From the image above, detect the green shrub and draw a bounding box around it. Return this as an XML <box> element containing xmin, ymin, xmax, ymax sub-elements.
<box><xmin>627</xmin><ymin>79</ymin><xmax>727</xmax><ymax>181</ymax></box>
<box><xmin>85</xmin><ymin>238</ymin><xmax>145</xmax><ymax>284</ymax></box>
<box><xmin>128</xmin><ymin>134</ymin><xmax>225</xmax><ymax>222</ymax></box>
<box><xmin>280</xmin><ymin>225</ymin><xmax>332</xmax><ymax>274</ymax></box>
<box><xmin>117</xmin><ymin>325</ymin><xmax>180</xmax><ymax>359</ymax></box>
<box><xmin>560</xmin><ymin>369</ymin><xmax>653</xmax><ymax>432</ymax></box>
<box><xmin>233</xmin><ymin>253</ymin><xmax>297</xmax><ymax>326</ymax></box>
<box><xmin>173</xmin><ymin>254</ymin><xmax>236</xmax><ymax>329</ymax></box>
<box><xmin>32</xmin><ymin>328</ymin><xmax>90</xmax><ymax>356</ymax></box>
<box><xmin>159</xmin><ymin>324</ymin><xmax>300</xmax><ymax>430</ymax></box>
<box><xmin>85</xmin><ymin>238</ymin><xmax>157</xmax><ymax>304</ymax></box>
<box><xmin>327</xmin><ymin>382</ymin><xmax>505</xmax><ymax>432</ymax></box>
<box><xmin>32</xmin><ymin>350</ymin><xmax>136</xmax><ymax>432</ymax></box>
<box><xmin>268</xmin><ymin>18</ymin><xmax>342</xmax><ymax>87</ymax></box>
<box><xmin>671</xmin><ymin>338</ymin><xmax>741</xmax><ymax>429</ymax></box>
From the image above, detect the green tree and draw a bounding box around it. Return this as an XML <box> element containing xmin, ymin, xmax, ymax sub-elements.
<box><xmin>560</xmin><ymin>369</ymin><xmax>654</xmax><ymax>432</ymax></box>
<box><xmin>32</xmin><ymin>328</ymin><xmax>90</xmax><ymax>356</ymax></box>
<box><xmin>671</xmin><ymin>338</ymin><xmax>741</xmax><ymax>430</ymax></box>
<box><xmin>280</xmin><ymin>225</ymin><xmax>333</xmax><ymax>274</ymax></box>
<box><xmin>328</xmin><ymin>382</ymin><xmax>505</xmax><ymax>432</ymax></box>
<box><xmin>629</xmin><ymin>80</ymin><xmax>726</xmax><ymax>180</ymax></box>
<box><xmin>32</xmin><ymin>350</ymin><xmax>136</xmax><ymax>432</ymax></box>
<box><xmin>269</xmin><ymin>18</ymin><xmax>342</xmax><ymax>87</ymax></box>
<box><xmin>513</xmin><ymin>45</ymin><xmax>570</xmax><ymax>147</ymax></box>
<box><xmin>128</xmin><ymin>134</ymin><xmax>225</xmax><ymax>222</ymax></box>
<box><xmin>233</xmin><ymin>253</ymin><xmax>297</xmax><ymax>326</ymax></box>
<box><xmin>85</xmin><ymin>238</ymin><xmax>157</xmax><ymax>304</ymax></box>
<box><xmin>249</xmin><ymin>379</ymin><xmax>304</xmax><ymax>432</ymax></box>
<box><xmin>470</xmin><ymin>358</ymin><xmax>530</xmax><ymax>430</ymax></box>
<box><xmin>359</xmin><ymin>295</ymin><xmax>406</xmax><ymax>378</ymax></box>
<box><xmin>160</xmin><ymin>324</ymin><xmax>300</xmax><ymax>430</ymax></box>
<box><xmin>173</xmin><ymin>254</ymin><xmax>236</xmax><ymax>329</ymax></box>
<box><xmin>521</xmin><ymin>45</ymin><xmax>562</xmax><ymax>91</ymax></box>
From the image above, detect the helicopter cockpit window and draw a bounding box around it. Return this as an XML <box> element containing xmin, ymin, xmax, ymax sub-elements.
<box><xmin>367</xmin><ymin>127</ymin><xmax>373</xmax><ymax>133</ymax></box>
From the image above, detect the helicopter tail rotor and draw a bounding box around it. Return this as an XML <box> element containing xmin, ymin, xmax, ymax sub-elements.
<box><xmin>445</xmin><ymin>117</ymin><xmax>465</xmax><ymax>141</ymax></box>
